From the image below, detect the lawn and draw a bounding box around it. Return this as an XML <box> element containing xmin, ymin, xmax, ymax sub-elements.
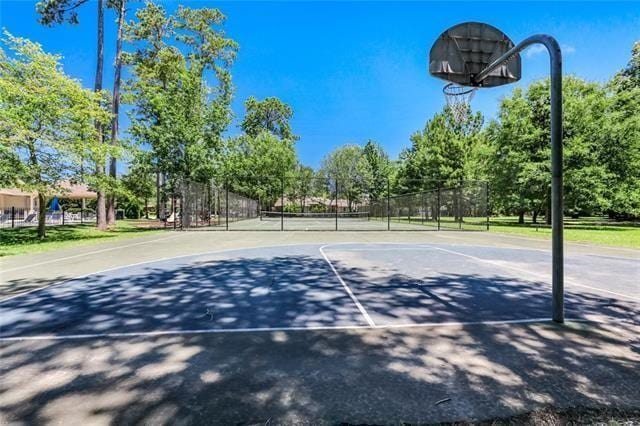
<box><xmin>489</xmin><ymin>216</ymin><xmax>640</xmax><ymax>249</ymax></box>
<box><xmin>0</xmin><ymin>219</ymin><xmax>165</xmax><ymax>257</ymax></box>
<box><xmin>386</xmin><ymin>215</ymin><xmax>639</xmax><ymax>248</ymax></box>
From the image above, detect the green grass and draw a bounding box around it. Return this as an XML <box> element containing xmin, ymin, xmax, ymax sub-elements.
<box><xmin>380</xmin><ymin>215</ymin><xmax>640</xmax><ymax>248</ymax></box>
<box><xmin>490</xmin><ymin>216</ymin><xmax>640</xmax><ymax>249</ymax></box>
<box><xmin>0</xmin><ymin>219</ymin><xmax>165</xmax><ymax>257</ymax></box>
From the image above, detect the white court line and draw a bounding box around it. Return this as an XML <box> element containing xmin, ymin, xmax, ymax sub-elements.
<box><xmin>1</xmin><ymin>233</ymin><xmax>184</xmax><ymax>273</ymax></box>
<box><xmin>0</xmin><ymin>317</ymin><xmax>564</xmax><ymax>342</ymax></box>
<box><xmin>319</xmin><ymin>244</ymin><xmax>376</xmax><ymax>326</ymax></box>
<box><xmin>420</xmin><ymin>244</ymin><xmax>640</xmax><ymax>302</ymax></box>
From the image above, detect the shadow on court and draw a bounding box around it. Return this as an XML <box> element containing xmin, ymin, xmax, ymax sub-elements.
<box><xmin>1</xmin><ymin>247</ymin><xmax>636</xmax><ymax>338</ymax></box>
<box><xmin>1</xmin><ymin>319</ymin><xmax>638</xmax><ymax>423</ymax></box>
<box><xmin>1</xmin><ymin>244</ymin><xmax>638</xmax><ymax>423</ymax></box>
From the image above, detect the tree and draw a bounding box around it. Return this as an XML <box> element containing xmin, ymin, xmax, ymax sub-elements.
<box><xmin>240</xmin><ymin>97</ymin><xmax>297</xmax><ymax>140</ymax></box>
<box><xmin>37</xmin><ymin>0</ymin><xmax>110</xmax><ymax>230</ymax></box>
<box><xmin>362</xmin><ymin>140</ymin><xmax>390</xmax><ymax>200</ymax></box>
<box><xmin>605</xmin><ymin>42</ymin><xmax>640</xmax><ymax>219</ymax></box>
<box><xmin>320</xmin><ymin>145</ymin><xmax>370</xmax><ymax>211</ymax></box>
<box><xmin>121</xmin><ymin>150</ymin><xmax>155</xmax><ymax>219</ymax></box>
<box><xmin>106</xmin><ymin>0</ymin><xmax>127</xmax><ymax>226</ymax></box>
<box><xmin>125</xmin><ymin>3</ymin><xmax>238</xmax><ymax>226</ymax></box>
<box><xmin>486</xmin><ymin>88</ymin><xmax>547</xmax><ymax>223</ymax></box>
<box><xmin>285</xmin><ymin>164</ymin><xmax>314</xmax><ymax>212</ymax></box>
<box><xmin>488</xmin><ymin>77</ymin><xmax>613</xmax><ymax>223</ymax></box>
<box><xmin>0</xmin><ymin>33</ymin><xmax>111</xmax><ymax>238</ymax></box>
<box><xmin>222</xmin><ymin>131</ymin><xmax>297</xmax><ymax>204</ymax></box>
<box><xmin>396</xmin><ymin>107</ymin><xmax>484</xmax><ymax>193</ymax></box>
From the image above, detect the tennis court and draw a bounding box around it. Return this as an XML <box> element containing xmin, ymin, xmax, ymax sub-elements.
<box><xmin>1</xmin><ymin>242</ymin><xmax>636</xmax><ymax>340</ymax></box>
<box><xmin>225</xmin><ymin>211</ymin><xmax>439</xmax><ymax>231</ymax></box>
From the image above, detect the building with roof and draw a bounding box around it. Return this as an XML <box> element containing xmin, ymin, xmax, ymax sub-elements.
<box><xmin>0</xmin><ymin>182</ymin><xmax>97</xmax><ymax>214</ymax></box>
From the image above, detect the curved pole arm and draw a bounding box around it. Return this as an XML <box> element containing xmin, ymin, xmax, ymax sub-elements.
<box><xmin>472</xmin><ymin>35</ymin><xmax>561</xmax><ymax>86</ymax></box>
<box><xmin>474</xmin><ymin>34</ymin><xmax>565</xmax><ymax>324</ymax></box>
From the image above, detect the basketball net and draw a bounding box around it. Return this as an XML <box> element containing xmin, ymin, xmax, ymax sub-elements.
<box><xmin>443</xmin><ymin>83</ymin><xmax>477</xmax><ymax>124</ymax></box>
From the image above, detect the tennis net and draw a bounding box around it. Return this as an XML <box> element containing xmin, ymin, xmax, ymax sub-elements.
<box><xmin>260</xmin><ymin>211</ymin><xmax>370</xmax><ymax>221</ymax></box>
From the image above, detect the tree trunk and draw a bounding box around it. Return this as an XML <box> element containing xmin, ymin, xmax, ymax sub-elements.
<box><xmin>94</xmin><ymin>0</ymin><xmax>108</xmax><ymax>231</ymax></box>
<box><xmin>545</xmin><ymin>204</ymin><xmax>552</xmax><ymax>225</ymax></box>
<box><xmin>37</xmin><ymin>192</ymin><xmax>46</xmax><ymax>240</ymax></box>
<box><xmin>145</xmin><ymin>197</ymin><xmax>149</xmax><ymax>219</ymax></box>
<box><xmin>532</xmin><ymin>210</ymin><xmax>539</xmax><ymax>224</ymax></box>
<box><xmin>156</xmin><ymin>171</ymin><xmax>161</xmax><ymax>219</ymax></box>
<box><xmin>518</xmin><ymin>211</ymin><xmax>525</xmax><ymax>224</ymax></box>
<box><xmin>107</xmin><ymin>0</ymin><xmax>126</xmax><ymax>226</ymax></box>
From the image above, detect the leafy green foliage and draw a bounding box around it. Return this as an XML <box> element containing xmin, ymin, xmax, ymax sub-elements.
<box><xmin>487</xmin><ymin>76</ymin><xmax>635</xmax><ymax>221</ymax></box>
<box><xmin>36</xmin><ymin>0</ymin><xmax>89</xmax><ymax>25</ymax></box>
<box><xmin>240</xmin><ymin>97</ymin><xmax>297</xmax><ymax>140</ymax></box>
<box><xmin>222</xmin><ymin>131</ymin><xmax>297</xmax><ymax>202</ymax></box>
<box><xmin>319</xmin><ymin>144</ymin><xmax>372</xmax><ymax>211</ymax></box>
<box><xmin>362</xmin><ymin>140</ymin><xmax>391</xmax><ymax>200</ymax></box>
<box><xmin>121</xmin><ymin>149</ymin><xmax>156</xmax><ymax>218</ymax></box>
<box><xmin>0</xmin><ymin>32</ymin><xmax>112</xmax><ymax>237</ymax></box>
<box><xmin>395</xmin><ymin>107</ymin><xmax>484</xmax><ymax>193</ymax></box>
<box><xmin>125</xmin><ymin>2</ymin><xmax>238</xmax><ymax>185</ymax></box>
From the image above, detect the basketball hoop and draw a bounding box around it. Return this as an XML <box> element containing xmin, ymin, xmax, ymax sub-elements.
<box><xmin>443</xmin><ymin>83</ymin><xmax>477</xmax><ymax>124</ymax></box>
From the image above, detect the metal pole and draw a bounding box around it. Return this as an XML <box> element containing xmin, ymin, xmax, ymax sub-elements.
<box><xmin>225</xmin><ymin>183</ymin><xmax>229</xmax><ymax>231</ymax></box>
<box><xmin>458</xmin><ymin>186</ymin><xmax>462</xmax><ymax>230</ymax></box>
<box><xmin>486</xmin><ymin>182</ymin><xmax>490</xmax><ymax>231</ymax></box>
<box><xmin>335</xmin><ymin>180</ymin><xmax>339</xmax><ymax>231</ymax></box>
<box><xmin>11</xmin><ymin>206</ymin><xmax>15</xmax><ymax>228</ymax></box>
<box><xmin>437</xmin><ymin>186</ymin><xmax>441</xmax><ymax>231</ymax></box>
<box><xmin>281</xmin><ymin>176</ymin><xmax>284</xmax><ymax>231</ymax></box>
<box><xmin>172</xmin><ymin>194</ymin><xmax>176</xmax><ymax>230</ymax></box>
<box><xmin>474</xmin><ymin>34</ymin><xmax>563</xmax><ymax>323</ymax></box>
<box><xmin>62</xmin><ymin>208</ymin><xmax>65</xmax><ymax>226</ymax></box>
<box><xmin>387</xmin><ymin>178</ymin><xmax>390</xmax><ymax>231</ymax></box>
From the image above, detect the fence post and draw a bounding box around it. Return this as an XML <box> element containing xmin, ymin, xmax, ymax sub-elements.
<box><xmin>225</xmin><ymin>182</ymin><xmax>229</xmax><ymax>231</ymax></box>
<box><xmin>208</xmin><ymin>184</ymin><xmax>211</xmax><ymax>227</ymax></box>
<box><xmin>281</xmin><ymin>176</ymin><xmax>285</xmax><ymax>231</ymax></box>
<box><xmin>11</xmin><ymin>206</ymin><xmax>15</xmax><ymax>228</ymax></box>
<box><xmin>172</xmin><ymin>191</ymin><xmax>177</xmax><ymax>230</ymax></box>
<box><xmin>458</xmin><ymin>186</ymin><xmax>462</xmax><ymax>230</ymax></box>
<box><xmin>437</xmin><ymin>186</ymin><xmax>441</xmax><ymax>231</ymax></box>
<box><xmin>386</xmin><ymin>180</ymin><xmax>390</xmax><ymax>230</ymax></box>
<box><xmin>335</xmin><ymin>180</ymin><xmax>339</xmax><ymax>231</ymax></box>
<box><xmin>194</xmin><ymin>191</ymin><xmax>198</xmax><ymax>228</ymax></box>
<box><xmin>486</xmin><ymin>182</ymin><xmax>490</xmax><ymax>231</ymax></box>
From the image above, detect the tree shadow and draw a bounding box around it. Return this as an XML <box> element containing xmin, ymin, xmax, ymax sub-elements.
<box><xmin>0</xmin><ymin>251</ymin><xmax>638</xmax><ymax>424</ymax></box>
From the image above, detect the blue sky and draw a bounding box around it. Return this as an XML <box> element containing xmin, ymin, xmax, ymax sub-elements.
<box><xmin>1</xmin><ymin>1</ymin><xmax>639</xmax><ymax>169</ymax></box>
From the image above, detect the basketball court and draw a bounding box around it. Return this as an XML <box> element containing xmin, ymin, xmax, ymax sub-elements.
<box><xmin>1</xmin><ymin>232</ymin><xmax>638</xmax><ymax>423</ymax></box>
<box><xmin>1</xmin><ymin>240</ymin><xmax>637</xmax><ymax>340</ymax></box>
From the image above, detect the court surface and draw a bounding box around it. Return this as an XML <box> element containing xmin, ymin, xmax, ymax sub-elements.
<box><xmin>1</xmin><ymin>242</ymin><xmax>637</xmax><ymax>340</ymax></box>
<box><xmin>1</xmin><ymin>235</ymin><xmax>639</xmax><ymax>424</ymax></box>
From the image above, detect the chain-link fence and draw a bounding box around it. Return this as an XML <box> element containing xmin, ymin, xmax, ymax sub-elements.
<box><xmin>161</xmin><ymin>177</ymin><xmax>488</xmax><ymax>231</ymax></box>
